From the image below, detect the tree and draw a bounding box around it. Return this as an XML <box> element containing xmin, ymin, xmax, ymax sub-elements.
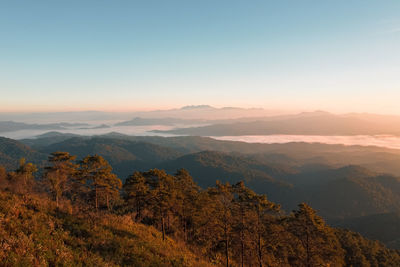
<box><xmin>142</xmin><ymin>169</ymin><xmax>177</xmax><ymax>241</ymax></box>
<box><xmin>0</xmin><ymin>165</ymin><xmax>7</xmax><ymax>189</ymax></box>
<box><xmin>173</xmin><ymin>169</ymin><xmax>199</xmax><ymax>241</ymax></box>
<box><xmin>287</xmin><ymin>203</ymin><xmax>345</xmax><ymax>267</ymax></box>
<box><xmin>207</xmin><ymin>181</ymin><xmax>235</xmax><ymax>267</ymax></box>
<box><xmin>44</xmin><ymin>152</ymin><xmax>78</xmax><ymax>207</ymax></box>
<box><xmin>233</xmin><ymin>182</ymin><xmax>280</xmax><ymax>267</ymax></box>
<box><xmin>79</xmin><ymin>155</ymin><xmax>122</xmax><ymax>210</ymax></box>
<box><xmin>232</xmin><ymin>182</ymin><xmax>252</xmax><ymax>267</ymax></box>
<box><xmin>123</xmin><ymin>171</ymin><xmax>149</xmax><ymax>221</ymax></box>
<box><xmin>7</xmin><ymin>158</ymin><xmax>37</xmax><ymax>195</ymax></box>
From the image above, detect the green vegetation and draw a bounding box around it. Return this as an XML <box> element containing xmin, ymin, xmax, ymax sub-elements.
<box><xmin>0</xmin><ymin>153</ymin><xmax>399</xmax><ymax>266</ymax></box>
<box><xmin>2</xmin><ymin>135</ymin><xmax>400</xmax><ymax>250</ymax></box>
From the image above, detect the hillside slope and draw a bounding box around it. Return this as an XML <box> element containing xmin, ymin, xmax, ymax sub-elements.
<box><xmin>39</xmin><ymin>137</ymin><xmax>183</xmax><ymax>178</ymax></box>
<box><xmin>0</xmin><ymin>137</ymin><xmax>46</xmax><ymax>169</ymax></box>
<box><xmin>290</xmin><ymin>166</ymin><xmax>400</xmax><ymax>219</ymax></box>
<box><xmin>0</xmin><ymin>191</ymin><xmax>211</xmax><ymax>267</ymax></box>
<box><xmin>335</xmin><ymin>212</ymin><xmax>400</xmax><ymax>249</ymax></box>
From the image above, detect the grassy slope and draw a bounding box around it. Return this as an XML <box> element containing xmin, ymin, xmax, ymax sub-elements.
<box><xmin>0</xmin><ymin>191</ymin><xmax>212</xmax><ymax>267</ymax></box>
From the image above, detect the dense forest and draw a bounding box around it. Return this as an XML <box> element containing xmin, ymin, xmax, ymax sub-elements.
<box><xmin>0</xmin><ymin>152</ymin><xmax>399</xmax><ymax>266</ymax></box>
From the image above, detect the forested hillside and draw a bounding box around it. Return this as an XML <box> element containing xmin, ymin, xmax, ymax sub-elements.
<box><xmin>0</xmin><ymin>190</ymin><xmax>210</xmax><ymax>266</ymax></box>
<box><xmin>0</xmin><ymin>154</ymin><xmax>399</xmax><ymax>266</ymax></box>
<box><xmin>21</xmin><ymin>133</ymin><xmax>400</xmax><ymax>175</ymax></box>
<box><xmin>335</xmin><ymin>212</ymin><xmax>400</xmax><ymax>249</ymax></box>
<box><xmin>0</xmin><ymin>137</ymin><xmax>46</xmax><ymax>169</ymax></box>
<box><xmin>2</xmin><ymin>135</ymin><xmax>400</xmax><ymax>250</ymax></box>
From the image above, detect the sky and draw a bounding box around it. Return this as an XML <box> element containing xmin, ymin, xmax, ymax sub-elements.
<box><xmin>1</xmin><ymin>1</ymin><xmax>400</xmax><ymax>114</ymax></box>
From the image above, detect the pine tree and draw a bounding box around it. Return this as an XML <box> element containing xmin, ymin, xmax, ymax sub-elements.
<box><xmin>8</xmin><ymin>158</ymin><xmax>37</xmax><ymax>195</ymax></box>
<box><xmin>0</xmin><ymin>165</ymin><xmax>7</xmax><ymax>189</ymax></box>
<box><xmin>173</xmin><ymin>169</ymin><xmax>199</xmax><ymax>241</ymax></box>
<box><xmin>142</xmin><ymin>169</ymin><xmax>177</xmax><ymax>241</ymax></box>
<box><xmin>123</xmin><ymin>171</ymin><xmax>149</xmax><ymax>221</ymax></box>
<box><xmin>232</xmin><ymin>181</ymin><xmax>252</xmax><ymax>267</ymax></box>
<box><xmin>44</xmin><ymin>152</ymin><xmax>78</xmax><ymax>207</ymax></box>
<box><xmin>207</xmin><ymin>181</ymin><xmax>235</xmax><ymax>267</ymax></box>
<box><xmin>79</xmin><ymin>155</ymin><xmax>122</xmax><ymax>210</ymax></box>
<box><xmin>287</xmin><ymin>203</ymin><xmax>345</xmax><ymax>267</ymax></box>
<box><xmin>233</xmin><ymin>182</ymin><xmax>280</xmax><ymax>267</ymax></box>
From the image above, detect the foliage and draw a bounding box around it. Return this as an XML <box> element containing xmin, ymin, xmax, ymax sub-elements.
<box><xmin>44</xmin><ymin>151</ymin><xmax>78</xmax><ymax>207</ymax></box>
<box><xmin>0</xmin><ymin>190</ymin><xmax>210</xmax><ymax>267</ymax></box>
<box><xmin>0</xmin><ymin>152</ymin><xmax>399</xmax><ymax>266</ymax></box>
<box><xmin>79</xmin><ymin>155</ymin><xmax>122</xmax><ymax>210</ymax></box>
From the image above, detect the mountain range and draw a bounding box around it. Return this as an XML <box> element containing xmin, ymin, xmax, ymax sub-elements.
<box><xmin>155</xmin><ymin>111</ymin><xmax>400</xmax><ymax>136</ymax></box>
<box><xmin>0</xmin><ymin>133</ymin><xmax>399</xmax><ymax>249</ymax></box>
<box><xmin>0</xmin><ymin>105</ymin><xmax>281</xmax><ymax>124</ymax></box>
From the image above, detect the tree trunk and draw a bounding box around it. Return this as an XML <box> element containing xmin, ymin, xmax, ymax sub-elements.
<box><xmin>183</xmin><ymin>219</ymin><xmax>187</xmax><ymax>242</ymax></box>
<box><xmin>136</xmin><ymin>199</ymin><xmax>141</xmax><ymax>221</ymax></box>
<box><xmin>106</xmin><ymin>193</ymin><xmax>110</xmax><ymax>210</ymax></box>
<box><xmin>257</xmin><ymin>210</ymin><xmax>263</xmax><ymax>267</ymax></box>
<box><xmin>95</xmin><ymin>185</ymin><xmax>98</xmax><ymax>210</ymax></box>
<box><xmin>258</xmin><ymin>232</ymin><xmax>263</xmax><ymax>267</ymax></box>
<box><xmin>161</xmin><ymin>216</ymin><xmax>166</xmax><ymax>241</ymax></box>
<box><xmin>241</xmin><ymin>207</ymin><xmax>245</xmax><ymax>267</ymax></box>
<box><xmin>225</xmin><ymin>224</ymin><xmax>229</xmax><ymax>267</ymax></box>
<box><xmin>306</xmin><ymin>232</ymin><xmax>310</xmax><ymax>267</ymax></box>
<box><xmin>167</xmin><ymin>213</ymin><xmax>170</xmax><ymax>232</ymax></box>
<box><xmin>241</xmin><ymin>235</ymin><xmax>244</xmax><ymax>267</ymax></box>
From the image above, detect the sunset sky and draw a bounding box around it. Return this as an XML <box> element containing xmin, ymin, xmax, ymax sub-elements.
<box><xmin>1</xmin><ymin>1</ymin><xmax>400</xmax><ymax>113</ymax></box>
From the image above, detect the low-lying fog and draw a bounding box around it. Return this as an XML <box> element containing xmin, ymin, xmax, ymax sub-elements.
<box><xmin>2</xmin><ymin>125</ymin><xmax>400</xmax><ymax>150</ymax></box>
<box><xmin>0</xmin><ymin>125</ymin><xmax>178</xmax><ymax>139</ymax></box>
<box><xmin>212</xmin><ymin>135</ymin><xmax>400</xmax><ymax>150</ymax></box>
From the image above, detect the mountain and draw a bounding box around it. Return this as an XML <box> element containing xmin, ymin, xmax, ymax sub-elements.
<box><xmin>155</xmin><ymin>111</ymin><xmax>400</xmax><ymax>136</ymax></box>
<box><xmin>158</xmin><ymin>152</ymin><xmax>400</xmax><ymax>220</ymax></box>
<box><xmin>0</xmin><ymin>137</ymin><xmax>46</xmax><ymax>169</ymax></box>
<box><xmin>21</xmin><ymin>132</ymin><xmax>83</xmax><ymax>148</ymax></box>
<box><xmin>0</xmin><ymin>106</ymin><xmax>282</xmax><ymax>124</ymax></box>
<box><xmin>157</xmin><ymin>151</ymin><xmax>400</xmax><ymax>220</ymax></box>
<box><xmin>22</xmin><ymin>132</ymin><xmax>400</xmax><ymax>176</ymax></box>
<box><xmin>38</xmin><ymin>137</ymin><xmax>183</xmax><ymax>178</ymax></box>
<box><xmin>3</xmin><ymin>134</ymin><xmax>400</xmax><ymax>248</ymax></box>
<box><xmin>158</xmin><ymin>150</ymin><xmax>294</xmax><ymax>189</ymax></box>
<box><xmin>129</xmin><ymin>105</ymin><xmax>281</xmax><ymax>120</ymax></box>
<box><xmin>13</xmin><ymin>134</ymin><xmax>400</xmax><ymax>220</ymax></box>
<box><xmin>114</xmin><ymin>117</ymin><xmax>206</xmax><ymax>126</ymax></box>
<box><xmin>335</xmin><ymin>212</ymin><xmax>400</xmax><ymax>249</ymax></box>
<box><xmin>78</xmin><ymin>124</ymin><xmax>110</xmax><ymax>129</ymax></box>
<box><xmin>0</xmin><ymin>111</ymin><xmax>135</xmax><ymax>124</ymax></box>
<box><xmin>0</xmin><ymin>121</ymin><xmax>90</xmax><ymax>133</ymax></box>
<box><xmin>290</xmin><ymin>166</ymin><xmax>400</xmax><ymax>219</ymax></box>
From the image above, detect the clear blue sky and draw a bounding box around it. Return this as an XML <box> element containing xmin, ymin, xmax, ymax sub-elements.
<box><xmin>1</xmin><ymin>1</ymin><xmax>400</xmax><ymax>113</ymax></box>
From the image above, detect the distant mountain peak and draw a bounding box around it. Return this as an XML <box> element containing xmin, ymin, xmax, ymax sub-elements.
<box><xmin>34</xmin><ymin>131</ymin><xmax>79</xmax><ymax>138</ymax></box>
<box><xmin>180</xmin><ymin>105</ymin><xmax>215</xmax><ymax>110</ymax></box>
<box><xmin>296</xmin><ymin>110</ymin><xmax>333</xmax><ymax>117</ymax></box>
